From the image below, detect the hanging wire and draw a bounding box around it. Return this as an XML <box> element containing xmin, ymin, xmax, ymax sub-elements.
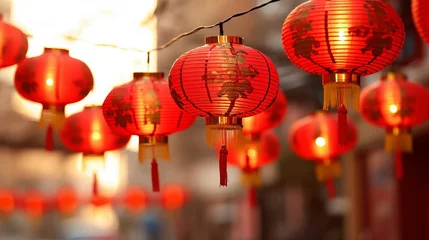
<box><xmin>25</xmin><ymin>0</ymin><xmax>280</xmax><ymax>53</ymax></box>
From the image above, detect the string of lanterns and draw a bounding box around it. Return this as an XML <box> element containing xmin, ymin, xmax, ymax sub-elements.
<box><xmin>0</xmin><ymin>0</ymin><xmax>428</xmax><ymax>199</ymax></box>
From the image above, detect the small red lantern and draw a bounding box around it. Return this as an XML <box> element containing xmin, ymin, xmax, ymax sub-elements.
<box><xmin>0</xmin><ymin>14</ymin><xmax>28</xmax><ymax>68</ymax></box>
<box><xmin>123</xmin><ymin>187</ymin><xmax>146</xmax><ymax>214</ymax></box>
<box><xmin>14</xmin><ymin>48</ymin><xmax>94</xmax><ymax>150</ymax></box>
<box><xmin>56</xmin><ymin>187</ymin><xmax>78</xmax><ymax>215</ymax></box>
<box><xmin>103</xmin><ymin>72</ymin><xmax>196</xmax><ymax>192</ymax></box>
<box><xmin>412</xmin><ymin>0</ymin><xmax>429</xmax><ymax>45</ymax></box>
<box><xmin>169</xmin><ymin>36</ymin><xmax>279</xmax><ymax>186</ymax></box>
<box><xmin>160</xmin><ymin>184</ymin><xmax>186</xmax><ymax>211</ymax></box>
<box><xmin>242</xmin><ymin>90</ymin><xmax>287</xmax><ymax>136</ymax></box>
<box><xmin>0</xmin><ymin>190</ymin><xmax>14</xmax><ymax>215</ymax></box>
<box><xmin>289</xmin><ymin>111</ymin><xmax>357</xmax><ymax>198</ymax></box>
<box><xmin>360</xmin><ymin>72</ymin><xmax>429</xmax><ymax>178</ymax></box>
<box><xmin>282</xmin><ymin>0</ymin><xmax>405</xmax><ymax>143</ymax></box>
<box><xmin>25</xmin><ymin>191</ymin><xmax>45</xmax><ymax>220</ymax></box>
<box><xmin>60</xmin><ymin>106</ymin><xmax>131</xmax><ymax>196</ymax></box>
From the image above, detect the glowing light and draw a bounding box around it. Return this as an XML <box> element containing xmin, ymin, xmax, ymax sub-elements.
<box><xmin>247</xmin><ymin>149</ymin><xmax>257</xmax><ymax>158</ymax></box>
<box><xmin>45</xmin><ymin>78</ymin><xmax>53</xmax><ymax>86</ymax></box>
<box><xmin>389</xmin><ymin>104</ymin><xmax>398</xmax><ymax>113</ymax></box>
<box><xmin>91</xmin><ymin>132</ymin><xmax>101</xmax><ymax>141</ymax></box>
<box><xmin>315</xmin><ymin>137</ymin><xmax>326</xmax><ymax>147</ymax></box>
<box><xmin>338</xmin><ymin>29</ymin><xmax>346</xmax><ymax>41</ymax></box>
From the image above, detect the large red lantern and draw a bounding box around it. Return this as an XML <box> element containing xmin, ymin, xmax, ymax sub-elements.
<box><xmin>60</xmin><ymin>106</ymin><xmax>130</xmax><ymax>196</ymax></box>
<box><xmin>412</xmin><ymin>0</ymin><xmax>429</xmax><ymax>45</ymax></box>
<box><xmin>242</xmin><ymin>90</ymin><xmax>287</xmax><ymax>137</ymax></box>
<box><xmin>169</xmin><ymin>36</ymin><xmax>279</xmax><ymax>186</ymax></box>
<box><xmin>289</xmin><ymin>111</ymin><xmax>357</xmax><ymax>198</ymax></box>
<box><xmin>282</xmin><ymin>0</ymin><xmax>405</xmax><ymax>143</ymax></box>
<box><xmin>103</xmin><ymin>72</ymin><xmax>196</xmax><ymax>191</ymax></box>
<box><xmin>0</xmin><ymin>14</ymin><xmax>28</xmax><ymax>68</ymax></box>
<box><xmin>14</xmin><ymin>48</ymin><xmax>94</xmax><ymax>150</ymax></box>
<box><xmin>360</xmin><ymin>72</ymin><xmax>429</xmax><ymax>178</ymax></box>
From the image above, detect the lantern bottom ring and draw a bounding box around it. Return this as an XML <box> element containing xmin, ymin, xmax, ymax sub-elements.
<box><xmin>139</xmin><ymin>135</ymin><xmax>168</xmax><ymax>145</ymax></box>
<box><xmin>322</xmin><ymin>73</ymin><xmax>360</xmax><ymax>85</ymax></box>
<box><xmin>81</xmin><ymin>153</ymin><xmax>106</xmax><ymax>173</ymax></box>
<box><xmin>206</xmin><ymin>116</ymin><xmax>242</xmax><ymax>127</ymax></box>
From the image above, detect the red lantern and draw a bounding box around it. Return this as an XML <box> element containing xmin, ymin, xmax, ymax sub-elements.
<box><xmin>123</xmin><ymin>187</ymin><xmax>146</xmax><ymax>214</ymax></box>
<box><xmin>412</xmin><ymin>0</ymin><xmax>429</xmax><ymax>45</ymax></box>
<box><xmin>14</xmin><ymin>48</ymin><xmax>94</xmax><ymax>151</ymax></box>
<box><xmin>60</xmin><ymin>106</ymin><xmax>131</xmax><ymax>197</ymax></box>
<box><xmin>25</xmin><ymin>191</ymin><xmax>45</xmax><ymax>220</ymax></box>
<box><xmin>242</xmin><ymin>90</ymin><xmax>287</xmax><ymax>136</ymax></box>
<box><xmin>103</xmin><ymin>72</ymin><xmax>196</xmax><ymax>191</ymax></box>
<box><xmin>160</xmin><ymin>184</ymin><xmax>186</xmax><ymax>211</ymax></box>
<box><xmin>289</xmin><ymin>111</ymin><xmax>357</xmax><ymax>198</ymax></box>
<box><xmin>0</xmin><ymin>190</ymin><xmax>14</xmax><ymax>215</ymax></box>
<box><xmin>0</xmin><ymin>14</ymin><xmax>28</xmax><ymax>68</ymax></box>
<box><xmin>169</xmin><ymin>36</ymin><xmax>279</xmax><ymax>186</ymax></box>
<box><xmin>360</xmin><ymin>72</ymin><xmax>429</xmax><ymax>178</ymax></box>
<box><xmin>282</xmin><ymin>0</ymin><xmax>405</xmax><ymax>143</ymax></box>
<box><xmin>56</xmin><ymin>187</ymin><xmax>78</xmax><ymax>215</ymax></box>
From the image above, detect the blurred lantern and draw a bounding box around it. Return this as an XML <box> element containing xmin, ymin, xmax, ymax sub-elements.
<box><xmin>412</xmin><ymin>0</ymin><xmax>429</xmax><ymax>45</ymax></box>
<box><xmin>25</xmin><ymin>191</ymin><xmax>45</xmax><ymax>220</ymax></box>
<box><xmin>56</xmin><ymin>187</ymin><xmax>78</xmax><ymax>216</ymax></box>
<box><xmin>14</xmin><ymin>48</ymin><xmax>94</xmax><ymax>150</ymax></box>
<box><xmin>91</xmin><ymin>195</ymin><xmax>111</xmax><ymax>208</ymax></box>
<box><xmin>123</xmin><ymin>187</ymin><xmax>146</xmax><ymax>214</ymax></box>
<box><xmin>242</xmin><ymin>90</ymin><xmax>287</xmax><ymax>136</ymax></box>
<box><xmin>289</xmin><ymin>111</ymin><xmax>357</xmax><ymax>198</ymax></box>
<box><xmin>0</xmin><ymin>190</ymin><xmax>14</xmax><ymax>215</ymax></box>
<box><xmin>225</xmin><ymin>130</ymin><xmax>280</xmax><ymax>207</ymax></box>
<box><xmin>360</xmin><ymin>72</ymin><xmax>429</xmax><ymax>179</ymax></box>
<box><xmin>160</xmin><ymin>184</ymin><xmax>187</xmax><ymax>211</ymax></box>
<box><xmin>0</xmin><ymin>14</ymin><xmax>28</xmax><ymax>68</ymax></box>
<box><xmin>60</xmin><ymin>106</ymin><xmax>130</xmax><ymax>197</ymax></box>
<box><xmin>282</xmin><ymin>0</ymin><xmax>405</xmax><ymax>144</ymax></box>
<box><xmin>169</xmin><ymin>36</ymin><xmax>279</xmax><ymax>186</ymax></box>
<box><xmin>103</xmin><ymin>72</ymin><xmax>196</xmax><ymax>192</ymax></box>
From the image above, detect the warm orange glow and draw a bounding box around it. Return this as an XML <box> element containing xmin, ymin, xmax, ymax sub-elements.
<box><xmin>389</xmin><ymin>104</ymin><xmax>398</xmax><ymax>113</ymax></box>
<box><xmin>162</xmin><ymin>184</ymin><xmax>185</xmax><ymax>211</ymax></box>
<box><xmin>0</xmin><ymin>191</ymin><xmax>14</xmax><ymax>214</ymax></box>
<box><xmin>25</xmin><ymin>192</ymin><xmax>44</xmax><ymax>219</ymax></box>
<box><xmin>91</xmin><ymin>131</ymin><xmax>101</xmax><ymax>141</ymax></box>
<box><xmin>315</xmin><ymin>137</ymin><xmax>326</xmax><ymax>147</ymax></box>
<box><xmin>57</xmin><ymin>188</ymin><xmax>78</xmax><ymax>215</ymax></box>
<box><xmin>124</xmin><ymin>187</ymin><xmax>146</xmax><ymax>213</ymax></box>
<box><xmin>45</xmin><ymin>77</ymin><xmax>53</xmax><ymax>86</ymax></box>
<box><xmin>338</xmin><ymin>29</ymin><xmax>347</xmax><ymax>41</ymax></box>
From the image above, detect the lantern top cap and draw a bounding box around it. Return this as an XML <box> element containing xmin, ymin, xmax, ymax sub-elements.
<box><xmin>133</xmin><ymin>72</ymin><xmax>165</xmax><ymax>79</ymax></box>
<box><xmin>381</xmin><ymin>72</ymin><xmax>408</xmax><ymax>82</ymax></box>
<box><xmin>44</xmin><ymin>48</ymin><xmax>69</xmax><ymax>54</ymax></box>
<box><xmin>205</xmin><ymin>36</ymin><xmax>243</xmax><ymax>44</ymax></box>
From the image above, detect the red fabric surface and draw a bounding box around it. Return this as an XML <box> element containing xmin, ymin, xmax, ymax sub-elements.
<box><xmin>168</xmin><ymin>36</ymin><xmax>279</xmax><ymax>118</ymax></box>
<box><xmin>14</xmin><ymin>48</ymin><xmax>93</xmax><ymax>106</ymax></box>
<box><xmin>289</xmin><ymin>111</ymin><xmax>357</xmax><ymax>161</ymax></box>
<box><xmin>282</xmin><ymin>0</ymin><xmax>405</xmax><ymax>76</ymax></box>
<box><xmin>0</xmin><ymin>15</ymin><xmax>28</xmax><ymax>68</ymax></box>
<box><xmin>60</xmin><ymin>106</ymin><xmax>130</xmax><ymax>154</ymax></box>
<box><xmin>412</xmin><ymin>0</ymin><xmax>429</xmax><ymax>46</ymax></box>
<box><xmin>102</xmin><ymin>73</ymin><xmax>196</xmax><ymax>137</ymax></box>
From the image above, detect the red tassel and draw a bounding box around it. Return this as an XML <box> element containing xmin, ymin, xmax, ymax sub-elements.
<box><xmin>219</xmin><ymin>145</ymin><xmax>228</xmax><ymax>187</ymax></box>
<box><xmin>93</xmin><ymin>173</ymin><xmax>98</xmax><ymax>197</ymax></box>
<box><xmin>45</xmin><ymin>124</ymin><xmax>54</xmax><ymax>151</ymax></box>
<box><xmin>248</xmin><ymin>186</ymin><xmax>257</xmax><ymax>208</ymax></box>
<box><xmin>151</xmin><ymin>158</ymin><xmax>160</xmax><ymax>192</ymax></box>
<box><xmin>326</xmin><ymin>177</ymin><xmax>336</xmax><ymax>199</ymax></box>
<box><xmin>338</xmin><ymin>104</ymin><xmax>348</xmax><ymax>145</ymax></box>
<box><xmin>394</xmin><ymin>151</ymin><xmax>404</xmax><ymax>179</ymax></box>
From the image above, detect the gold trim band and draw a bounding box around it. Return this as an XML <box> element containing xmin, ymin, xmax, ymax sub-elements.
<box><xmin>381</xmin><ymin>72</ymin><xmax>407</xmax><ymax>82</ymax></box>
<box><xmin>322</xmin><ymin>73</ymin><xmax>360</xmax><ymax>86</ymax></box>
<box><xmin>44</xmin><ymin>48</ymin><xmax>69</xmax><ymax>54</ymax></box>
<box><xmin>206</xmin><ymin>116</ymin><xmax>242</xmax><ymax>126</ymax></box>
<box><xmin>205</xmin><ymin>36</ymin><xmax>243</xmax><ymax>44</ymax></box>
<box><xmin>133</xmin><ymin>72</ymin><xmax>165</xmax><ymax>79</ymax></box>
<box><xmin>139</xmin><ymin>135</ymin><xmax>168</xmax><ymax>145</ymax></box>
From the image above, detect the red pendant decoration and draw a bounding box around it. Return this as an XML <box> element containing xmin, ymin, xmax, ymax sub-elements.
<box><xmin>14</xmin><ymin>48</ymin><xmax>94</xmax><ymax>150</ymax></box>
<box><xmin>59</xmin><ymin>106</ymin><xmax>131</xmax><ymax>196</ymax></box>
<box><xmin>123</xmin><ymin>187</ymin><xmax>146</xmax><ymax>214</ymax></box>
<box><xmin>282</xmin><ymin>0</ymin><xmax>405</xmax><ymax>144</ymax></box>
<box><xmin>412</xmin><ymin>0</ymin><xmax>429</xmax><ymax>45</ymax></box>
<box><xmin>289</xmin><ymin>111</ymin><xmax>357</xmax><ymax>198</ymax></box>
<box><xmin>360</xmin><ymin>72</ymin><xmax>429</xmax><ymax>179</ymax></box>
<box><xmin>0</xmin><ymin>14</ymin><xmax>28</xmax><ymax>68</ymax></box>
<box><xmin>169</xmin><ymin>36</ymin><xmax>279</xmax><ymax>186</ymax></box>
<box><xmin>56</xmin><ymin>187</ymin><xmax>78</xmax><ymax>216</ymax></box>
<box><xmin>103</xmin><ymin>72</ymin><xmax>196</xmax><ymax>192</ymax></box>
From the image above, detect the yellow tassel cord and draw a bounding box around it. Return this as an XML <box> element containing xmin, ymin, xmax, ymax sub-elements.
<box><xmin>205</xmin><ymin>125</ymin><xmax>243</xmax><ymax>147</ymax></box>
<box><xmin>138</xmin><ymin>143</ymin><xmax>170</xmax><ymax>163</ymax></box>
<box><xmin>385</xmin><ymin>129</ymin><xmax>412</xmax><ymax>153</ymax></box>
<box><xmin>38</xmin><ymin>107</ymin><xmax>66</xmax><ymax>130</ymax></box>
<box><xmin>323</xmin><ymin>83</ymin><xmax>360</xmax><ymax>111</ymax></box>
<box><xmin>241</xmin><ymin>170</ymin><xmax>261</xmax><ymax>187</ymax></box>
<box><xmin>315</xmin><ymin>160</ymin><xmax>342</xmax><ymax>182</ymax></box>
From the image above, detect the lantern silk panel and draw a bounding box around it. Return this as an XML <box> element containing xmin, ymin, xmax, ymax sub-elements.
<box><xmin>0</xmin><ymin>15</ymin><xmax>28</xmax><ymax>68</ymax></box>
